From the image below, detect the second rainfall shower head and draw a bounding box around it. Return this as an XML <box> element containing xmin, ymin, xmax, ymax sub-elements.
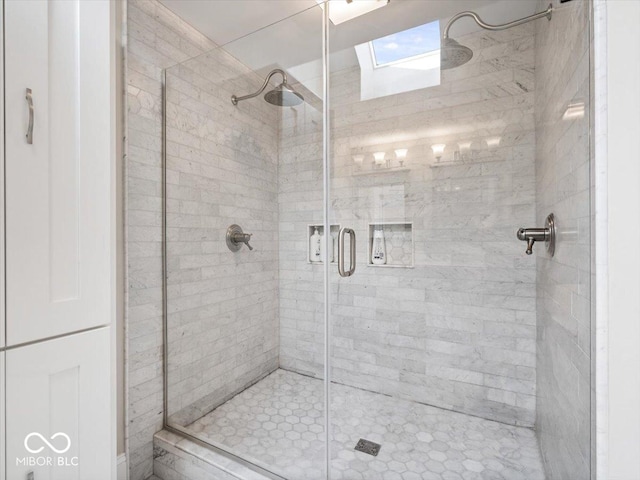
<box><xmin>441</xmin><ymin>4</ymin><xmax>553</xmax><ymax>70</ymax></box>
<box><xmin>231</xmin><ymin>68</ymin><xmax>304</xmax><ymax>107</ymax></box>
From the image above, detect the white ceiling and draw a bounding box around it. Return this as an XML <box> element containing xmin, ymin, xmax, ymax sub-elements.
<box><xmin>159</xmin><ymin>0</ymin><xmax>540</xmax><ymax>97</ymax></box>
<box><xmin>157</xmin><ymin>0</ymin><xmax>318</xmax><ymax>46</ymax></box>
<box><xmin>158</xmin><ymin>0</ymin><xmax>539</xmax><ymax>49</ymax></box>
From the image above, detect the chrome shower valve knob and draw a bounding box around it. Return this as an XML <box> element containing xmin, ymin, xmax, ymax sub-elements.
<box><xmin>517</xmin><ymin>228</ymin><xmax>548</xmax><ymax>255</ymax></box>
<box><xmin>226</xmin><ymin>224</ymin><xmax>254</xmax><ymax>251</ymax></box>
<box><xmin>516</xmin><ymin>213</ymin><xmax>556</xmax><ymax>257</ymax></box>
<box><xmin>232</xmin><ymin>232</ymin><xmax>253</xmax><ymax>250</ymax></box>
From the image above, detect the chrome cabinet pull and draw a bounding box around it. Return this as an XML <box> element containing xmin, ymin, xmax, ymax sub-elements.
<box><xmin>338</xmin><ymin>227</ymin><xmax>356</xmax><ymax>277</ymax></box>
<box><xmin>25</xmin><ymin>88</ymin><xmax>34</xmax><ymax>144</ymax></box>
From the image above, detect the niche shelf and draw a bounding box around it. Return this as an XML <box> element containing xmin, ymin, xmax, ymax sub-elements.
<box><xmin>367</xmin><ymin>222</ymin><xmax>414</xmax><ymax>268</ymax></box>
<box><xmin>429</xmin><ymin>160</ymin><xmax>465</xmax><ymax>168</ymax></box>
<box><xmin>307</xmin><ymin>224</ymin><xmax>340</xmax><ymax>264</ymax></box>
<box><xmin>352</xmin><ymin>166</ymin><xmax>411</xmax><ymax>177</ymax></box>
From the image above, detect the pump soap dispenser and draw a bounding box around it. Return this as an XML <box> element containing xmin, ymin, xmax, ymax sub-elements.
<box><xmin>371</xmin><ymin>228</ymin><xmax>387</xmax><ymax>265</ymax></box>
<box><xmin>310</xmin><ymin>228</ymin><xmax>322</xmax><ymax>263</ymax></box>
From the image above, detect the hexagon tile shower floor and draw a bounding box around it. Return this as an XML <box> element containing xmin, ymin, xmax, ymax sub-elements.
<box><xmin>187</xmin><ymin>370</ymin><xmax>545</xmax><ymax>480</ymax></box>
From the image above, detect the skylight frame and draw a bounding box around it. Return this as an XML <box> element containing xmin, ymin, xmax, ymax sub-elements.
<box><xmin>314</xmin><ymin>0</ymin><xmax>389</xmax><ymax>25</ymax></box>
<box><xmin>368</xmin><ymin>20</ymin><xmax>441</xmax><ymax>68</ymax></box>
<box><xmin>368</xmin><ymin>42</ymin><xmax>439</xmax><ymax>69</ymax></box>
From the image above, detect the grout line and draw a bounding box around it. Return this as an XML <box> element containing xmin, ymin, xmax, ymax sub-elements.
<box><xmin>277</xmin><ymin>367</ymin><xmax>536</xmax><ymax>431</ymax></box>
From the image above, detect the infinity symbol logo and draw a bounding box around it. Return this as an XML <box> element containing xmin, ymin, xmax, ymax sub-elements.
<box><xmin>24</xmin><ymin>432</ymin><xmax>72</xmax><ymax>454</ymax></box>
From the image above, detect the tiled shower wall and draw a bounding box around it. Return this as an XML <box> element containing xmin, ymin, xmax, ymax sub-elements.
<box><xmin>127</xmin><ymin>0</ymin><xmax>283</xmax><ymax>476</ymax></box>
<box><xmin>164</xmin><ymin>50</ymin><xmax>280</xmax><ymax>426</ymax></box>
<box><xmin>125</xmin><ymin>1</ymin><xmax>216</xmax><ymax>478</ymax></box>
<box><xmin>534</xmin><ymin>0</ymin><xmax>591</xmax><ymax>477</ymax></box>
<box><xmin>280</xmin><ymin>24</ymin><xmax>538</xmax><ymax>427</ymax></box>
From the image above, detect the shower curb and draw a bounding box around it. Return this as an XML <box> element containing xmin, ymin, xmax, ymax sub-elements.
<box><xmin>153</xmin><ymin>430</ymin><xmax>275</xmax><ymax>480</ymax></box>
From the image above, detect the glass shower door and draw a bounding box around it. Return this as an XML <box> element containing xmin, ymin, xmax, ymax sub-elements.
<box><xmin>163</xmin><ymin>5</ymin><xmax>327</xmax><ymax>479</ymax></box>
<box><xmin>326</xmin><ymin>1</ymin><xmax>591</xmax><ymax>479</ymax></box>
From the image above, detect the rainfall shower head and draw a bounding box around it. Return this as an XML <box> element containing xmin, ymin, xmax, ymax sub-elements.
<box><xmin>441</xmin><ymin>4</ymin><xmax>553</xmax><ymax>70</ymax></box>
<box><xmin>440</xmin><ymin>37</ymin><xmax>474</xmax><ymax>70</ymax></box>
<box><xmin>264</xmin><ymin>82</ymin><xmax>304</xmax><ymax>107</ymax></box>
<box><xmin>232</xmin><ymin>69</ymin><xmax>304</xmax><ymax>107</ymax></box>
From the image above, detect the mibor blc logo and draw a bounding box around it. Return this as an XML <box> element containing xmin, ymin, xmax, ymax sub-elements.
<box><xmin>24</xmin><ymin>432</ymin><xmax>72</xmax><ymax>454</ymax></box>
<box><xmin>16</xmin><ymin>432</ymin><xmax>79</xmax><ymax>467</ymax></box>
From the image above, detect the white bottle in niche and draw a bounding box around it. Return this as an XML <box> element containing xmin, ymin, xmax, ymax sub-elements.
<box><xmin>310</xmin><ymin>227</ymin><xmax>322</xmax><ymax>263</ymax></box>
<box><xmin>331</xmin><ymin>230</ymin><xmax>337</xmax><ymax>263</ymax></box>
<box><xmin>320</xmin><ymin>230</ymin><xmax>326</xmax><ymax>263</ymax></box>
<box><xmin>371</xmin><ymin>228</ymin><xmax>387</xmax><ymax>265</ymax></box>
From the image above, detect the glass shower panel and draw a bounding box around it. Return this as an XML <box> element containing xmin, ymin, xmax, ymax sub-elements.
<box><xmin>163</xmin><ymin>5</ymin><xmax>325</xmax><ymax>479</ymax></box>
<box><xmin>327</xmin><ymin>1</ymin><xmax>591</xmax><ymax>479</ymax></box>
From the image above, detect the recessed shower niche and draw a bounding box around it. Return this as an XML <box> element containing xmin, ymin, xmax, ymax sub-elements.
<box><xmin>307</xmin><ymin>224</ymin><xmax>340</xmax><ymax>264</ymax></box>
<box><xmin>367</xmin><ymin>222</ymin><xmax>413</xmax><ymax>268</ymax></box>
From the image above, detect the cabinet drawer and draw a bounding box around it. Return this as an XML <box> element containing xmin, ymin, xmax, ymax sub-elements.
<box><xmin>5</xmin><ymin>328</ymin><xmax>111</xmax><ymax>480</ymax></box>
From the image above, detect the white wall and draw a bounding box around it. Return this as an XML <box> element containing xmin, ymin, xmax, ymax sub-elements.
<box><xmin>600</xmin><ymin>1</ymin><xmax>640</xmax><ymax>479</ymax></box>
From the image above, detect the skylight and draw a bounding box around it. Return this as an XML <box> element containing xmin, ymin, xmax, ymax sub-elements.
<box><xmin>314</xmin><ymin>0</ymin><xmax>389</xmax><ymax>25</ymax></box>
<box><xmin>354</xmin><ymin>19</ymin><xmax>441</xmax><ymax>100</ymax></box>
<box><xmin>370</xmin><ymin>21</ymin><xmax>440</xmax><ymax>67</ymax></box>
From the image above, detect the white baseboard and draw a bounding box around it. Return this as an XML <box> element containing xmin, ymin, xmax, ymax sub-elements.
<box><xmin>117</xmin><ymin>453</ymin><xmax>128</xmax><ymax>480</ymax></box>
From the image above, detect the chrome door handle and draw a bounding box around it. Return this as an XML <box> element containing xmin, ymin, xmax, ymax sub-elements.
<box><xmin>25</xmin><ymin>88</ymin><xmax>34</xmax><ymax>144</ymax></box>
<box><xmin>338</xmin><ymin>227</ymin><xmax>356</xmax><ymax>277</ymax></box>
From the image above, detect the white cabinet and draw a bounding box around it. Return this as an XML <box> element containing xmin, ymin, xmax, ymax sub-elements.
<box><xmin>1</xmin><ymin>0</ymin><xmax>114</xmax><ymax>478</ymax></box>
<box><xmin>4</xmin><ymin>0</ymin><xmax>112</xmax><ymax>345</ymax></box>
<box><xmin>6</xmin><ymin>328</ymin><xmax>111</xmax><ymax>480</ymax></box>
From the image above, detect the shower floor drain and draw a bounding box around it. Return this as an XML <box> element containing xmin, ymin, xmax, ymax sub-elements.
<box><xmin>354</xmin><ymin>438</ymin><xmax>381</xmax><ymax>456</ymax></box>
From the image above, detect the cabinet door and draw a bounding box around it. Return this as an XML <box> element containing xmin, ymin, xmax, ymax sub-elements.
<box><xmin>6</xmin><ymin>328</ymin><xmax>111</xmax><ymax>480</ymax></box>
<box><xmin>4</xmin><ymin>0</ymin><xmax>112</xmax><ymax>345</ymax></box>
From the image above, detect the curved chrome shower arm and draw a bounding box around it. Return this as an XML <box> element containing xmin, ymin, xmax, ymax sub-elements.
<box><xmin>231</xmin><ymin>68</ymin><xmax>288</xmax><ymax>105</ymax></box>
<box><xmin>443</xmin><ymin>3</ymin><xmax>552</xmax><ymax>39</ymax></box>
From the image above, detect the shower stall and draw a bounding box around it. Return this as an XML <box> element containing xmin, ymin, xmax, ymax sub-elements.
<box><xmin>157</xmin><ymin>0</ymin><xmax>592</xmax><ymax>478</ymax></box>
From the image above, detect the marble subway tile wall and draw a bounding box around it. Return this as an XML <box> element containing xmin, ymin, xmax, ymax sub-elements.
<box><xmin>125</xmin><ymin>1</ymin><xmax>217</xmax><ymax>478</ymax></box>
<box><xmin>128</xmin><ymin>0</ymin><xmax>280</xmax><ymax>473</ymax></box>
<box><xmin>280</xmin><ymin>24</ymin><xmax>538</xmax><ymax>426</ymax></box>
<box><xmin>534</xmin><ymin>0</ymin><xmax>591</xmax><ymax>478</ymax></box>
<box><xmin>164</xmin><ymin>50</ymin><xmax>280</xmax><ymax>426</ymax></box>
